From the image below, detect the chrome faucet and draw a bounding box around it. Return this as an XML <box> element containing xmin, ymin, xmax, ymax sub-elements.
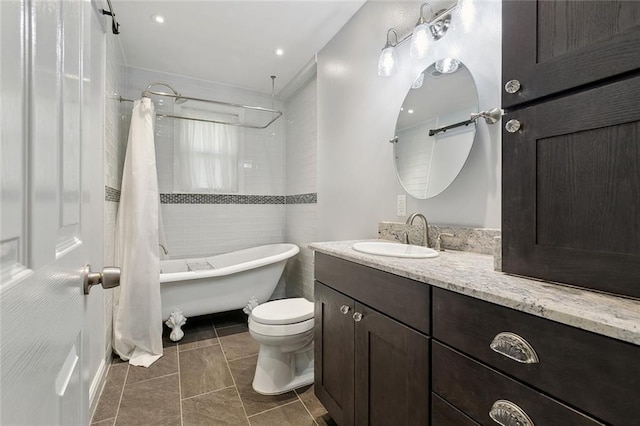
<box><xmin>405</xmin><ymin>213</ymin><xmax>430</xmax><ymax>248</ymax></box>
<box><xmin>158</xmin><ymin>243</ymin><xmax>169</xmax><ymax>255</ymax></box>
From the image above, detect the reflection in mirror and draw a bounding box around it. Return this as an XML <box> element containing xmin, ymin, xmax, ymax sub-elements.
<box><xmin>393</xmin><ymin>60</ymin><xmax>478</xmax><ymax>199</ymax></box>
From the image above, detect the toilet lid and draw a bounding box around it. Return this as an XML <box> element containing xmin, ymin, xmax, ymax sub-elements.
<box><xmin>251</xmin><ymin>298</ymin><xmax>314</xmax><ymax>325</ymax></box>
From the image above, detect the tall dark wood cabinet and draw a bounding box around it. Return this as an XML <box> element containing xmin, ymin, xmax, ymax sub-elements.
<box><xmin>502</xmin><ymin>0</ymin><xmax>640</xmax><ymax>298</ymax></box>
<box><xmin>313</xmin><ymin>254</ymin><xmax>430</xmax><ymax>426</ymax></box>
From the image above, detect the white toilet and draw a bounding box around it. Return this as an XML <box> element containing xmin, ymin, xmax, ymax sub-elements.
<box><xmin>248</xmin><ymin>298</ymin><xmax>315</xmax><ymax>395</ymax></box>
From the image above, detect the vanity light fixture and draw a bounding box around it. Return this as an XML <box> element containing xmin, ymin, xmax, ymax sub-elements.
<box><xmin>378</xmin><ymin>1</ymin><xmax>471</xmax><ymax>77</ymax></box>
<box><xmin>377</xmin><ymin>28</ymin><xmax>399</xmax><ymax>77</ymax></box>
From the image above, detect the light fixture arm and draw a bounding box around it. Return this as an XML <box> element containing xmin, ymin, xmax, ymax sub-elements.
<box><xmin>385</xmin><ymin>28</ymin><xmax>399</xmax><ymax>48</ymax></box>
<box><xmin>417</xmin><ymin>3</ymin><xmax>434</xmax><ymax>25</ymax></box>
<box><xmin>393</xmin><ymin>2</ymin><xmax>460</xmax><ymax>48</ymax></box>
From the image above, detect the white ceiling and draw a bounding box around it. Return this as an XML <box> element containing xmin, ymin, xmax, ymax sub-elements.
<box><xmin>112</xmin><ymin>0</ymin><xmax>366</xmax><ymax>95</ymax></box>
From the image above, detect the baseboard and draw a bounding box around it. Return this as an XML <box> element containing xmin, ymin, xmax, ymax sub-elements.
<box><xmin>88</xmin><ymin>351</ymin><xmax>111</xmax><ymax>419</ymax></box>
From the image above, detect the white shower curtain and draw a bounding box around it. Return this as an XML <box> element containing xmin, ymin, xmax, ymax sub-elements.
<box><xmin>113</xmin><ymin>97</ymin><xmax>163</xmax><ymax>367</ymax></box>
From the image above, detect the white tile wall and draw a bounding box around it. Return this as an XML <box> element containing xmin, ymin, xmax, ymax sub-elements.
<box><xmin>284</xmin><ymin>77</ymin><xmax>318</xmax><ymax>300</ymax></box>
<box><xmin>161</xmin><ymin>203</ymin><xmax>286</xmax><ymax>258</ymax></box>
<box><xmin>285</xmin><ymin>78</ymin><xmax>318</xmax><ymax>196</ymax></box>
<box><xmin>285</xmin><ymin>204</ymin><xmax>317</xmax><ymax>299</ymax></box>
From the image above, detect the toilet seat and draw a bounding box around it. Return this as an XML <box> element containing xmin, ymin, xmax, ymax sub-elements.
<box><xmin>249</xmin><ymin>298</ymin><xmax>314</xmax><ymax>337</ymax></box>
<box><xmin>250</xmin><ymin>298</ymin><xmax>314</xmax><ymax>325</ymax></box>
<box><xmin>249</xmin><ymin>317</ymin><xmax>314</xmax><ymax>337</ymax></box>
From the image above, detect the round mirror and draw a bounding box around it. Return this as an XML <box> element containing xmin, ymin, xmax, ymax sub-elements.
<box><xmin>393</xmin><ymin>59</ymin><xmax>478</xmax><ymax>198</ymax></box>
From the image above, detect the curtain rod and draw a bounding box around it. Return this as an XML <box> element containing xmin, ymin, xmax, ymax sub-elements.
<box><xmin>118</xmin><ymin>94</ymin><xmax>283</xmax><ymax>130</ymax></box>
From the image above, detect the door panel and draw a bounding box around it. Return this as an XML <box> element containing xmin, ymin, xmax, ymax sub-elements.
<box><xmin>0</xmin><ymin>0</ymin><xmax>29</xmax><ymax>284</ymax></box>
<box><xmin>502</xmin><ymin>0</ymin><xmax>640</xmax><ymax>108</ymax></box>
<box><xmin>502</xmin><ymin>75</ymin><xmax>640</xmax><ymax>297</ymax></box>
<box><xmin>1</xmin><ymin>0</ymin><xmax>103</xmax><ymax>423</ymax></box>
<box><xmin>354</xmin><ymin>303</ymin><xmax>429</xmax><ymax>426</ymax></box>
<box><xmin>314</xmin><ymin>282</ymin><xmax>355</xmax><ymax>426</ymax></box>
<box><xmin>59</xmin><ymin>0</ymin><xmax>82</xmax><ymax>249</ymax></box>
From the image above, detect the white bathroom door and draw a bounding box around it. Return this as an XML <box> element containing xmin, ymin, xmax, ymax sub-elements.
<box><xmin>0</xmin><ymin>0</ymin><xmax>104</xmax><ymax>424</ymax></box>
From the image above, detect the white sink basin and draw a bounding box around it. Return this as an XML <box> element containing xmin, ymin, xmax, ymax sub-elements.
<box><xmin>352</xmin><ymin>241</ymin><xmax>439</xmax><ymax>259</ymax></box>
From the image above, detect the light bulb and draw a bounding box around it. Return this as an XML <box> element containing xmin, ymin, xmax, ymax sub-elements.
<box><xmin>377</xmin><ymin>45</ymin><xmax>397</xmax><ymax>77</ymax></box>
<box><xmin>435</xmin><ymin>58</ymin><xmax>460</xmax><ymax>74</ymax></box>
<box><xmin>411</xmin><ymin>73</ymin><xmax>425</xmax><ymax>89</ymax></box>
<box><xmin>453</xmin><ymin>0</ymin><xmax>476</xmax><ymax>34</ymax></box>
<box><xmin>410</xmin><ymin>23</ymin><xmax>430</xmax><ymax>59</ymax></box>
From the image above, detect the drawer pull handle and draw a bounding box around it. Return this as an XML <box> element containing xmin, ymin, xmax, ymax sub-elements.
<box><xmin>340</xmin><ymin>305</ymin><xmax>350</xmax><ymax>314</ymax></box>
<box><xmin>353</xmin><ymin>312</ymin><xmax>363</xmax><ymax>322</ymax></box>
<box><xmin>490</xmin><ymin>332</ymin><xmax>539</xmax><ymax>364</ymax></box>
<box><xmin>489</xmin><ymin>400</ymin><xmax>534</xmax><ymax>426</ymax></box>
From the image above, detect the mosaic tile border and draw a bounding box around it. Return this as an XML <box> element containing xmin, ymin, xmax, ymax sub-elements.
<box><xmin>160</xmin><ymin>194</ymin><xmax>285</xmax><ymax>205</ymax></box>
<box><xmin>285</xmin><ymin>193</ymin><xmax>317</xmax><ymax>204</ymax></box>
<box><xmin>105</xmin><ymin>186</ymin><xmax>121</xmax><ymax>202</ymax></box>
<box><xmin>159</xmin><ymin>193</ymin><xmax>318</xmax><ymax>205</ymax></box>
<box><xmin>106</xmin><ymin>190</ymin><xmax>317</xmax><ymax>205</ymax></box>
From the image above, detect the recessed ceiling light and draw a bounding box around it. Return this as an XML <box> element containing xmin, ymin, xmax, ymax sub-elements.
<box><xmin>408</xmin><ymin>109</ymin><xmax>414</xmax><ymax>114</ymax></box>
<box><xmin>274</xmin><ymin>48</ymin><xmax>284</xmax><ymax>56</ymax></box>
<box><xmin>151</xmin><ymin>14</ymin><xmax>165</xmax><ymax>24</ymax></box>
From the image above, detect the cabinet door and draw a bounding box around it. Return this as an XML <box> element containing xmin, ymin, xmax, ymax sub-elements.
<box><xmin>503</xmin><ymin>75</ymin><xmax>640</xmax><ymax>298</ymax></box>
<box><xmin>354</xmin><ymin>303</ymin><xmax>429</xmax><ymax>426</ymax></box>
<box><xmin>502</xmin><ymin>0</ymin><xmax>640</xmax><ymax>108</ymax></box>
<box><xmin>314</xmin><ymin>282</ymin><xmax>355</xmax><ymax>426</ymax></box>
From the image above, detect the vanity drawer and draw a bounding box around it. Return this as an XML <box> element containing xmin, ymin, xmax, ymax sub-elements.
<box><xmin>432</xmin><ymin>288</ymin><xmax>640</xmax><ymax>426</ymax></box>
<box><xmin>432</xmin><ymin>393</ymin><xmax>479</xmax><ymax>426</ymax></box>
<box><xmin>433</xmin><ymin>342</ymin><xmax>602</xmax><ymax>426</ymax></box>
<box><xmin>314</xmin><ymin>253</ymin><xmax>430</xmax><ymax>334</ymax></box>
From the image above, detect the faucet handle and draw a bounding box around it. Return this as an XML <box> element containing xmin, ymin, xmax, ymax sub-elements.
<box><xmin>436</xmin><ymin>233</ymin><xmax>454</xmax><ymax>251</ymax></box>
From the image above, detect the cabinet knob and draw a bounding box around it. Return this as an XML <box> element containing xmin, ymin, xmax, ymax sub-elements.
<box><xmin>340</xmin><ymin>305</ymin><xmax>350</xmax><ymax>315</ymax></box>
<box><xmin>505</xmin><ymin>119</ymin><xmax>521</xmax><ymax>133</ymax></box>
<box><xmin>353</xmin><ymin>312</ymin><xmax>363</xmax><ymax>322</ymax></box>
<box><xmin>489</xmin><ymin>400</ymin><xmax>534</xmax><ymax>426</ymax></box>
<box><xmin>504</xmin><ymin>79</ymin><xmax>521</xmax><ymax>94</ymax></box>
<box><xmin>490</xmin><ymin>332</ymin><xmax>539</xmax><ymax>364</ymax></box>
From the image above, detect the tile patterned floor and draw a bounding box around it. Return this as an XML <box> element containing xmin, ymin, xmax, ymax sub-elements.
<box><xmin>91</xmin><ymin>311</ymin><xmax>334</xmax><ymax>426</ymax></box>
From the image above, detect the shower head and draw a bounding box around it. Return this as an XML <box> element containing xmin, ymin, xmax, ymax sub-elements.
<box><xmin>142</xmin><ymin>82</ymin><xmax>187</xmax><ymax>104</ymax></box>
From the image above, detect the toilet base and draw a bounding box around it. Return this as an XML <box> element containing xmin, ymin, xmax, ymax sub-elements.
<box><xmin>251</xmin><ymin>343</ymin><xmax>314</xmax><ymax>395</ymax></box>
<box><xmin>252</xmin><ymin>369</ymin><xmax>313</xmax><ymax>396</ymax></box>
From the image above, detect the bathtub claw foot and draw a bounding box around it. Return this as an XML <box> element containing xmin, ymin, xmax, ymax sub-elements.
<box><xmin>165</xmin><ymin>309</ymin><xmax>187</xmax><ymax>342</ymax></box>
<box><xmin>243</xmin><ymin>297</ymin><xmax>260</xmax><ymax>315</ymax></box>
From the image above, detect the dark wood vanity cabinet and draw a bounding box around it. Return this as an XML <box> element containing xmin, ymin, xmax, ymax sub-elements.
<box><xmin>313</xmin><ymin>254</ymin><xmax>640</xmax><ymax>425</ymax></box>
<box><xmin>313</xmin><ymin>253</ymin><xmax>430</xmax><ymax>426</ymax></box>
<box><xmin>432</xmin><ymin>288</ymin><xmax>640</xmax><ymax>426</ymax></box>
<box><xmin>502</xmin><ymin>0</ymin><xmax>640</xmax><ymax>298</ymax></box>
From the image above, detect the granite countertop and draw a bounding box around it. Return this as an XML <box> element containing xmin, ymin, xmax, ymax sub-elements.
<box><xmin>309</xmin><ymin>240</ymin><xmax>640</xmax><ymax>346</ymax></box>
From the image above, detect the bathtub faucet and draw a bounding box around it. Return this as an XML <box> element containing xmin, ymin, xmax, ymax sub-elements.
<box><xmin>158</xmin><ymin>243</ymin><xmax>169</xmax><ymax>255</ymax></box>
